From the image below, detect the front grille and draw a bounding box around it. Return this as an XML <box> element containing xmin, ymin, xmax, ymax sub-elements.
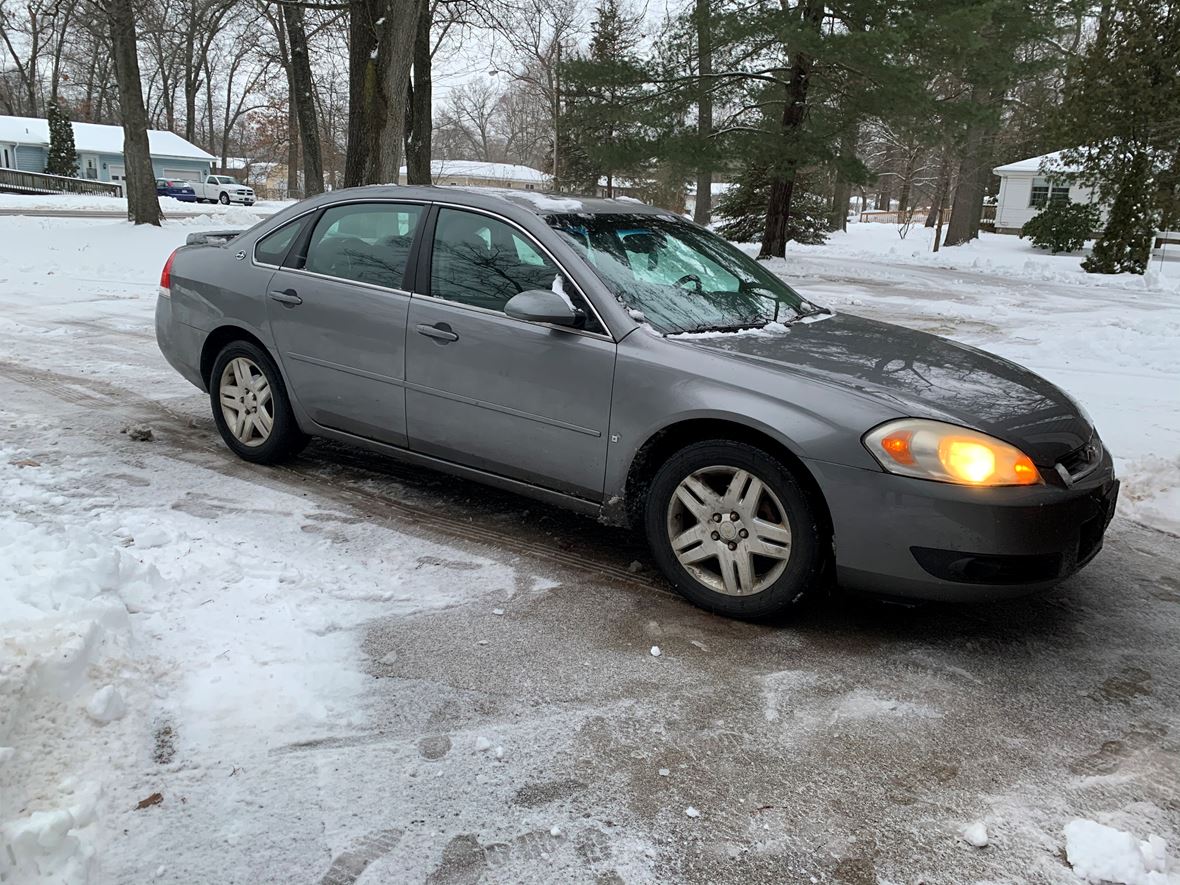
<box><xmin>1056</xmin><ymin>435</ymin><xmax>1103</xmax><ymax>484</ymax></box>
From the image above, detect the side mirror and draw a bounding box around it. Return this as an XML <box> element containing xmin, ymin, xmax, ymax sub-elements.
<box><xmin>504</xmin><ymin>289</ymin><xmax>581</xmax><ymax>327</ymax></box>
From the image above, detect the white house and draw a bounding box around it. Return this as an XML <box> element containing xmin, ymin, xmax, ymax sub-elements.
<box><xmin>397</xmin><ymin>160</ymin><xmax>548</xmax><ymax>190</ymax></box>
<box><xmin>992</xmin><ymin>151</ymin><xmax>1098</xmax><ymax>234</ymax></box>
<box><xmin>0</xmin><ymin>114</ymin><xmax>216</xmax><ymax>187</ymax></box>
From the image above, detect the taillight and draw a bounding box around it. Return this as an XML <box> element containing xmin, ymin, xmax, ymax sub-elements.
<box><xmin>159</xmin><ymin>248</ymin><xmax>178</xmax><ymax>297</ymax></box>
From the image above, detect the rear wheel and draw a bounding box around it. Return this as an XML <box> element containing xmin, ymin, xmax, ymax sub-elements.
<box><xmin>644</xmin><ymin>440</ymin><xmax>825</xmax><ymax>620</ymax></box>
<box><xmin>209</xmin><ymin>340</ymin><xmax>306</xmax><ymax>463</ymax></box>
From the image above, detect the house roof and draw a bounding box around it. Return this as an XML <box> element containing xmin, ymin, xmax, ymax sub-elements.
<box><xmin>0</xmin><ymin>114</ymin><xmax>216</xmax><ymax>161</ymax></box>
<box><xmin>993</xmin><ymin>150</ymin><xmax>1079</xmax><ymax>176</ymax></box>
<box><xmin>401</xmin><ymin>160</ymin><xmax>548</xmax><ymax>184</ymax></box>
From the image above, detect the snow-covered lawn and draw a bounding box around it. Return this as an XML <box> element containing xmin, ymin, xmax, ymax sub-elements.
<box><xmin>1</xmin><ymin>215</ymin><xmax>1178</xmax><ymax>884</ymax></box>
<box><xmin>0</xmin><ymin>191</ymin><xmax>290</xmax><ymax>217</ymax></box>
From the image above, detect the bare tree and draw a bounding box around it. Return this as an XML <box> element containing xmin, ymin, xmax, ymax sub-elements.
<box><xmin>95</xmin><ymin>0</ymin><xmax>160</xmax><ymax>224</ymax></box>
<box><xmin>482</xmin><ymin>0</ymin><xmax>581</xmax><ymax>182</ymax></box>
<box><xmin>282</xmin><ymin>0</ymin><xmax>324</xmax><ymax>193</ymax></box>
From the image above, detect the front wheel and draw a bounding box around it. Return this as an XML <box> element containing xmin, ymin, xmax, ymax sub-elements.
<box><xmin>209</xmin><ymin>340</ymin><xmax>307</xmax><ymax>464</ymax></box>
<box><xmin>218</xmin><ymin>191</ymin><xmax>230</xmax><ymax>205</ymax></box>
<box><xmin>644</xmin><ymin>440</ymin><xmax>825</xmax><ymax>620</ymax></box>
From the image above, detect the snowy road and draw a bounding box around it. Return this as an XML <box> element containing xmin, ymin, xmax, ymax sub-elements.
<box><xmin>2</xmin><ymin>217</ymin><xmax>1178</xmax><ymax>884</ymax></box>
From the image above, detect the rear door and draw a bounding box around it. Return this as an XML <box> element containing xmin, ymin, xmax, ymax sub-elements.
<box><xmin>404</xmin><ymin>206</ymin><xmax>616</xmax><ymax>499</ymax></box>
<box><xmin>264</xmin><ymin>201</ymin><xmax>426</xmax><ymax>447</ymax></box>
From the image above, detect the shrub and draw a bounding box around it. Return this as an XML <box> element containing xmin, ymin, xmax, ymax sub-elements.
<box><xmin>1020</xmin><ymin>202</ymin><xmax>1101</xmax><ymax>254</ymax></box>
<box><xmin>715</xmin><ymin>166</ymin><xmax>831</xmax><ymax>245</ymax></box>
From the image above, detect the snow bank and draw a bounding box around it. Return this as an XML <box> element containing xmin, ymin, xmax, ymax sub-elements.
<box><xmin>1064</xmin><ymin>819</ymin><xmax>1178</xmax><ymax>884</ymax></box>
<box><xmin>0</xmin><ymin>454</ymin><xmax>161</xmax><ymax>884</ymax></box>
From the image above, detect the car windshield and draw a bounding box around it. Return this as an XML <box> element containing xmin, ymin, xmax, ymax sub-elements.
<box><xmin>547</xmin><ymin>213</ymin><xmax>816</xmax><ymax>334</ymax></box>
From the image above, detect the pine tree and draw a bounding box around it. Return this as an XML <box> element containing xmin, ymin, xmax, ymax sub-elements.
<box><xmin>560</xmin><ymin>0</ymin><xmax>650</xmax><ymax>194</ymax></box>
<box><xmin>45</xmin><ymin>102</ymin><xmax>78</xmax><ymax>178</ymax></box>
<box><xmin>1054</xmin><ymin>0</ymin><xmax>1180</xmax><ymax>274</ymax></box>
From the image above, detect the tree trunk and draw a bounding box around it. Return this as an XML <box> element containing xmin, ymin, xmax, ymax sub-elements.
<box><xmin>897</xmin><ymin>151</ymin><xmax>915</xmax><ymax>219</ymax></box>
<box><xmin>283</xmin><ymin>2</ymin><xmax>324</xmax><ymax>196</ymax></box>
<box><xmin>758</xmin><ymin>1</ymin><xmax>820</xmax><ymax>259</ymax></box>
<box><xmin>925</xmin><ymin>155</ymin><xmax>950</xmax><ymax>227</ymax></box>
<box><xmin>104</xmin><ymin>0</ymin><xmax>160</xmax><ymax>225</ymax></box>
<box><xmin>183</xmin><ymin>27</ymin><xmax>198</xmax><ymax>143</ymax></box>
<box><xmin>370</xmin><ymin>0</ymin><xmax>421</xmax><ymax>183</ymax></box>
<box><xmin>692</xmin><ymin>0</ymin><xmax>713</xmax><ymax>225</ymax></box>
<box><xmin>404</xmin><ymin>0</ymin><xmax>432</xmax><ymax>185</ymax></box>
<box><xmin>345</xmin><ymin>0</ymin><xmax>421</xmax><ymax>186</ymax></box>
<box><xmin>944</xmin><ymin>120</ymin><xmax>991</xmax><ymax>247</ymax></box>
<box><xmin>345</xmin><ymin>0</ymin><xmax>379</xmax><ymax>187</ymax></box>
<box><xmin>828</xmin><ymin>126</ymin><xmax>858</xmax><ymax>232</ymax></box>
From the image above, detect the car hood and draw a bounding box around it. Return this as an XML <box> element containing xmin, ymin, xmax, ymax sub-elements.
<box><xmin>682</xmin><ymin>313</ymin><xmax>1091</xmax><ymax>465</ymax></box>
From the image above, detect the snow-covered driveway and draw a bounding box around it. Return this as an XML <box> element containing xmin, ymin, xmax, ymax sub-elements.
<box><xmin>1</xmin><ymin>216</ymin><xmax>1178</xmax><ymax>884</ymax></box>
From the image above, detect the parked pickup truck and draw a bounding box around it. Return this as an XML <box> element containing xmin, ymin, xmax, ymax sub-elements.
<box><xmin>193</xmin><ymin>174</ymin><xmax>256</xmax><ymax>206</ymax></box>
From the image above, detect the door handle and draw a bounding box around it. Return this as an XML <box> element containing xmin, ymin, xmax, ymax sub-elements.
<box><xmin>416</xmin><ymin>323</ymin><xmax>459</xmax><ymax>343</ymax></box>
<box><xmin>269</xmin><ymin>289</ymin><xmax>302</xmax><ymax>305</ymax></box>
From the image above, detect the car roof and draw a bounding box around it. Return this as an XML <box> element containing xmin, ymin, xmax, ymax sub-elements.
<box><xmin>305</xmin><ymin>184</ymin><xmax>674</xmax><ymax>218</ymax></box>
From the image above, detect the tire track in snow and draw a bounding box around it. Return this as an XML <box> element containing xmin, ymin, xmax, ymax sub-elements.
<box><xmin>0</xmin><ymin>358</ymin><xmax>662</xmax><ymax>594</ymax></box>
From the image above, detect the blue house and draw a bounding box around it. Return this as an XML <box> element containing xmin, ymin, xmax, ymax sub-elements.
<box><xmin>0</xmin><ymin>114</ymin><xmax>215</xmax><ymax>188</ymax></box>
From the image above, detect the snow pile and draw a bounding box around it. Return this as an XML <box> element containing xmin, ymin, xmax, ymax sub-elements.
<box><xmin>0</xmin><ymin>191</ymin><xmax>288</xmax><ymax>216</ymax></box>
<box><xmin>0</xmin><ymin>456</ymin><xmax>160</xmax><ymax>884</ymax></box>
<box><xmin>1064</xmin><ymin>819</ymin><xmax>1179</xmax><ymax>884</ymax></box>
<box><xmin>960</xmin><ymin>821</ymin><xmax>989</xmax><ymax>848</ymax></box>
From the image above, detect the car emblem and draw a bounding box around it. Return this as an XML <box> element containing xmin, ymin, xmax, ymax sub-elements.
<box><xmin>235</xmin><ymin>250</ymin><xmax>246</xmax><ymax>260</ymax></box>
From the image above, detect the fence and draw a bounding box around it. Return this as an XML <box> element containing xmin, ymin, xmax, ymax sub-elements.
<box><xmin>859</xmin><ymin>204</ymin><xmax>997</xmax><ymax>226</ymax></box>
<box><xmin>0</xmin><ymin>168</ymin><xmax>123</xmax><ymax>198</ymax></box>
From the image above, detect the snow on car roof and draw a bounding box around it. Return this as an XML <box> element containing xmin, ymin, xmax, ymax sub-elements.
<box><xmin>0</xmin><ymin>114</ymin><xmax>216</xmax><ymax>161</ymax></box>
<box><xmin>397</xmin><ymin>159</ymin><xmax>549</xmax><ymax>184</ymax></box>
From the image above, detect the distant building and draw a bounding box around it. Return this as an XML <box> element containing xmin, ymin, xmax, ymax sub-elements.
<box><xmin>0</xmin><ymin>114</ymin><xmax>215</xmax><ymax>187</ymax></box>
<box><xmin>992</xmin><ymin>151</ymin><xmax>1098</xmax><ymax>235</ymax></box>
<box><xmin>398</xmin><ymin>160</ymin><xmax>548</xmax><ymax>190</ymax></box>
<box><xmin>992</xmin><ymin>149</ymin><xmax>1177</xmax><ymax>243</ymax></box>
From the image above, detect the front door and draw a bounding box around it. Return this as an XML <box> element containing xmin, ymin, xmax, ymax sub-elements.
<box><xmin>82</xmin><ymin>155</ymin><xmax>98</xmax><ymax>180</ymax></box>
<box><xmin>0</xmin><ymin>146</ymin><xmax>13</xmax><ymax>169</ymax></box>
<box><xmin>265</xmin><ymin>201</ymin><xmax>426</xmax><ymax>447</ymax></box>
<box><xmin>404</xmin><ymin>206</ymin><xmax>616</xmax><ymax>500</ymax></box>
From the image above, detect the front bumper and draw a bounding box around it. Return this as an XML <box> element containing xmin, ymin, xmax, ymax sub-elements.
<box><xmin>806</xmin><ymin>452</ymin><xmax>1119</xmax><ymax>602</ymax></box>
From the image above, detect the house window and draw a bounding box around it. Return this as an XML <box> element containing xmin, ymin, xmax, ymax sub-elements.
<box><xmin>1029</xmin><ymin>177</ymin><xmax>1070</xmax><ymax>208</ymax></box>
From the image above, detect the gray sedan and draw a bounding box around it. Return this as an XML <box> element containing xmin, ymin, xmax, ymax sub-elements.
<box><xmin>155</xmin><ymin>187</ymin><xmax>1119</xmax><ymax>619</ymax></box>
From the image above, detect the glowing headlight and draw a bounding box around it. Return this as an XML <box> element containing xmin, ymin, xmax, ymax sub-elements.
<box><xmin>863</xmin><ymin>419</ymin><xmax>1042</xmax><ymax>486</ymax></box>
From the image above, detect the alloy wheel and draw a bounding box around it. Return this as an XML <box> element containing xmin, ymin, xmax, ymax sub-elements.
<box><xmin>666</xmin><ymin>465</ymin><xmax>793</xmax><ymax>596</ymax></box>
<box><xmin>218</xmin><ymin>357</ymin><xmax>274</xmax><ymax>447</ymax></box>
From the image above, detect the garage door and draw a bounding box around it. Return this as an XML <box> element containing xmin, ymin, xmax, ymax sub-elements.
<box><xmin>162</xmin><ymin>169</ymin><xmax>196</xmax><ymax>182</ymax></box>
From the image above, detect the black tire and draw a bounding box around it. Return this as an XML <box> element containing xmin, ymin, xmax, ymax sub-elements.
<box><xmin>209</xmin><ymin>339</ymin><xmax>307</xmax><ymax>464</ymax></box>
<box><xmin>218</xmin><ymin>191</ymin><xmax>230</xmax><ymax>204</ymax></box>
<box><xmin>644</xmin><ymin>440</ymin><xmax>826</xmax><ymax>620</ymax></box>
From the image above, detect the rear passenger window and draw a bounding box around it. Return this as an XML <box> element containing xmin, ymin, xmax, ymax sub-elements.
<box><xmin>302</xmin><ymin>203</ymin><xmax>423</xmax><ymax>290</ymax></box>
<box><xmin>255</xmin><ymin>217</ymin><xmax>311</xmax><ymax>266</ymax></box>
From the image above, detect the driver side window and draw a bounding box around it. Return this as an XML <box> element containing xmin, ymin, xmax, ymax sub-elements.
<box><xmin>430</xmin><ymin>208</ymin><xmax>603</xmax><ymax>333</ymax></box>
